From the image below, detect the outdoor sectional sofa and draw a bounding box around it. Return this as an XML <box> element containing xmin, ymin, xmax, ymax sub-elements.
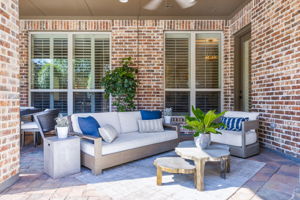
<box><xmin>68</xmin><ymin>111</ymin><xmax>179</xmax><ymax>175</ymax></box>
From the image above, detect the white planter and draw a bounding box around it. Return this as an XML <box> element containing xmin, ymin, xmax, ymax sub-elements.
<box><xmin>194</xmin><ymin>134</ymin><xmax>211</xmax><ymax>149</ymax></box>
<box><xmin>164</xmin><ymin>116</ymin><xmax>172</xmax><ymax>124</ymax></box>
<box><xmin>56</xmin><ymin>127</ymin><xmax>69</xmax><ymax>139</ymax></box>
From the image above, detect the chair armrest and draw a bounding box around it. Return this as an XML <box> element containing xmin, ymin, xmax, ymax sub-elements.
<box><xmin>163</xmin><ymin>123</ymin><xmax>179</xmax><ymax>132</ymax></box>
<box><xmin>69</xmin><ymin>132</ymin><xmax>102</xmax><ymax>156</ymax></box>
<box><xmin>242</xmin><ymin>120</ymin><xmax>259</xmax><ymax>133</ymax></box>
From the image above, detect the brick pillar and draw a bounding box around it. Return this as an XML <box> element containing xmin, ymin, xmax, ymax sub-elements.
<box><xmin>0</xmin><ymin>0</ymin><xmax>20</xmax><ymax>192</ymax></box>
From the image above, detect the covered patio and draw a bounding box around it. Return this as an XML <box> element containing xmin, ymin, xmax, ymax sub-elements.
<box><xmin>0</xmin><ymin>0</ymin><xmax>299</xmax><ymax>199</ymax></box>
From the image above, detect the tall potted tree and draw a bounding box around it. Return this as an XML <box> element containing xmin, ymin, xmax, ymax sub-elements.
<box><xmin>101</xmin><ymin>57</ymin><xmax>138</xmax><ymax>112</ymax></box>
<box><xmin>184</xmin><ymin>106</ymin><xmax>226</xmax><ymax>149</ymax></box>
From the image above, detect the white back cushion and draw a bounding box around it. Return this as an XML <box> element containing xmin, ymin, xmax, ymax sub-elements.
<box><xmin>71</xmin><ymin>112</ymin><xmax>121</xmax><ymax>134</ymax></box>
<box><xmin>118</xmin><ymin>111</ymin><xmax>141</xmax><ymax>133</ymax></box>
<box><xmin>224</xmin><ymin>111</ymin><xmax>260</xmax><ymax>121</ymax></box>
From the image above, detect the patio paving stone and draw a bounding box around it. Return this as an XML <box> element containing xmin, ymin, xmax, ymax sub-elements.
<box><xmin>0</xmin><ymin>145</ymin><xmax>299</xmax><ymax>200</ymax></box>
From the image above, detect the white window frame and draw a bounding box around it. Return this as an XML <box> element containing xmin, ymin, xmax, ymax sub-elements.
<box><xmin>164</xmin><ymin>31</ymin><xmax>224</xmax><ymax>115</ymax></box>
<box><xmin>29</xmin><ymin>32</ymin><xmax>112</xmax><ymax>115</ymax></box>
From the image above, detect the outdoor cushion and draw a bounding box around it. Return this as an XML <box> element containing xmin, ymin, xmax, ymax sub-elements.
<box><xmin>118</xmin><ymin>111</ymin><xmax>141</xmax><ymax>133</ymax></box>
<box><xmin>80</xmin><ymin>130</ymin><xmax>178</xmax><ymax>156</ymax></box>
<box><xmin>138</xmin><ymin>118</ymin><xmax>164</xmax><ymax>133</ymax></box>
<box><xmin>140</xmin><ymin>110</ymin><xmax>162</xmax><ymax>120</ymax></box>
<box><xmin>78</xmin><ymin>116</ymin><xmax>101</xmax><ymax>137</ymax></box>
<box><xmin>224</xmin><ymin>111</ymin><xmax>259</xmax><ymax>121</ymax></box>
<box><xmin>99</xmin><ymin>125</ymin><xmax>118</xmax><ymax>143</ymax></box>
<box><xmin>220</xmin><ymin>117</ymin><xmax>249</xmax><ymax>131</ymax></box>
<box><xmin>21</xmin><ymin>121</ymin><xmax>38</xmax><ymax>130</ymax></box>
<box><xmin>211</xmin><ymin>129</ymin><xmax>257</xmax><ymax>147</ymax></box>
<box><xmin>71</xmin><ymin>112</ymin><xmax>121</xmax><ymax>134</ymax></box>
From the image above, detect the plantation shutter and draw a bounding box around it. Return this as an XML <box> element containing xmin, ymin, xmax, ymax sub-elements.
<box><xmin>94</xmin><ymin>38</ymin><xmax>110</xmax><ymax>89</ymax></box>
<box><xmin>196</xmin><ymin>34</ymin><xmax>220</xmax><ymax>89</ymax></box>
<box><xmin>196</xmin><ymin>92</ymin><xmax>220</xmax><ymax>112</ymax></box>
<box><xmin>31</xmin><ymin>37</ymin><xmax>50</xmax><ymax>89</ymax></box>
<box><xmin>165</xmin><ymin>35</ymin><xmax>189</xmax><ymax>89</ymax></box>
<box><xmin>74</xmin><ymin>37</ymin><xmax>92</xmax><ymax>89</ymax></box>
<box><xmin>53</xmin><ymin>38</ymin><xmax>68</xmax><ymax>89</ymax></box>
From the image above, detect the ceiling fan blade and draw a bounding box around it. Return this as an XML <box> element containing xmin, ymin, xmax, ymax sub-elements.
<box><xmin>176</xmin><ymin>0</ymin><xmax>196</xmax><ymax>9</ymax></box>
<box><xmin>144</xmin><ymin>0</ymin><xmax>163</xmax><ymax>10</ymax></box>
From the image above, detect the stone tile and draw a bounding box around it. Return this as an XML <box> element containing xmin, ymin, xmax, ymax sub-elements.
<box><xmin>255</xmin><ymin>188</ymin><xmax>292</xmax><ymax>200</ymax></box>
<box><xmin>1</xmin><ymin>146</ymin><xmax>299</xmax><ymax>200</ymax></box>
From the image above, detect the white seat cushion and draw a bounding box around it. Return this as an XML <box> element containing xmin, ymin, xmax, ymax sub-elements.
<box><xmin>211</xmin><ymin>129</ymin><xmax>257</xmax><ymax>147</ymax></box>
<box><xmin>71</xmin><ymin>112</ymin><xmax>121</xmax><ymax>134</ymax></box>
<box><xmin>81</xmin><ymin>130</ymin><xmax>178</xmax><ymax>156</ymax></box>
<box><xmin>21</xmin><ymin>122</ymin><xmax>38</xmax><ymax>130</ymax></box>
<box><xmin>224</xmin><ymin>111</ymin><xmax>259</xmax><ymax>121</ymax></box>
<box><xmin>118</xmin><ymin>111</ymin><xmax>141</xmax><ymax>133</ymax></box>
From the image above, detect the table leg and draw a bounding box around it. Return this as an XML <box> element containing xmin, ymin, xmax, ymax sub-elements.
<box><xmin>226</xmin><ymin>156</ymin><xmax>230</xmax><ymax>173</ymax></box>
<box><xmin>220</xmin><ymin>158</ymin><xmax>226</xmax><ymax>179</ymax></box>
<box><xmin>156</xmin><ymin>166</ymin><xmax>162</xmax><ymax>185</ymax></box>
<box><xmin>195</xmin><ymin>160</ymin><xmax>205</xmax><ymax>191</ymax></box>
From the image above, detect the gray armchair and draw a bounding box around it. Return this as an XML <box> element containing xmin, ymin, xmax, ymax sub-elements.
<box><xmin>211</xmin><ymin>111</ymin><xmax>260</xmax><ymax>158</ymax></box>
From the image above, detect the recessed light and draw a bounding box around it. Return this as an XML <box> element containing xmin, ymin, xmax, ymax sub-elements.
<box><xmin>119</xmin><ymin>0</ymin><xmax>128</xmax><ymax>3</ymax></box>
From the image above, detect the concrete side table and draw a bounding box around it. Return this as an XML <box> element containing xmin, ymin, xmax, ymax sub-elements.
<box><xmin>44</xmin><ymin>136</ymin><xmax>80</xmax><ymax>179</ymax></box>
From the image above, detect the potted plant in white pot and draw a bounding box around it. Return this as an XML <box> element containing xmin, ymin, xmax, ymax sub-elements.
<box><xmin>183</xmin><ymin>106</ymin><xmax>226</xmax><ymax>149</ymax></box>
<box><xmin>55</xmin><ymin>116</ymin><xmax>69</xmax><ymax>139</ymax></box>
<box><xmin>163</xmin><ymin>108</ymin><xmax>172</xmax><ymax>124</ymax></box>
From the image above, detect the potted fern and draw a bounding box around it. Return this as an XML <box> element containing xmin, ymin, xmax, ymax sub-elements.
<box><xmin>55</xmin><ymin>116</ymin><xmax>69</xmax><ymax>139</ymax></box>
<box><xmin>184</xmin><ymin>106</ymin><xmax>226</xmax><ymax>149</ymax></box>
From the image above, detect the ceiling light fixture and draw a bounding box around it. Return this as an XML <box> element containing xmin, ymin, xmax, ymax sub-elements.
<box><xmin>119</xmin><ymin>0</ymin><xmax>128</xmax><ymax>3</ymax></box>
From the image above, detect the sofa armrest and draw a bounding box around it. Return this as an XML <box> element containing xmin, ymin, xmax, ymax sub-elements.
<box><xmin>243</xmin><ymin>120</ymin><xmax>259</xmax><ymax>133</ymax></box>
<box><xmin>69</xmin><ymin>131</ymin><xmax>102</xmax><ymax>156</ymax></box>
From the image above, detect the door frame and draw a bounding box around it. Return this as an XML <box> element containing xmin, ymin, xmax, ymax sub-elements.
<box><xmin>234</xmin><ymin>24</ymin><xmax>251</xmax><ymax>111</ymax></box>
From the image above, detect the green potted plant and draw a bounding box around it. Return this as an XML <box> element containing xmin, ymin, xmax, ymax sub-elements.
<box><xmin>183</xmin><ymin>106</ymin><xmax>226</xmax><ymax>149</ymax></box>
<box><xmin>55</xmin><ymin>116</ymin><xmax>69</xmax><ymax>139</ymax></box>
<box><xmin>101</xmin><ymin>57</ymin><xmax>138</xmax><ymax>112</ymax></box>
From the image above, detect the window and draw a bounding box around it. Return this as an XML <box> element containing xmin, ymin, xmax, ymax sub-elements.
<box><xmin>30</xmin><ymin>33</ymin><xmax>110</xmax><ymax>115</ymax></box>
<box><xmin>165</xmin><ymin>32</ymin><xmax>222</xmax><ymax>115</ymax></box>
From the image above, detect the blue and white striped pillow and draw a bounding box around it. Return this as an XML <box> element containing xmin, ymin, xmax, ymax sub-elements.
<box><xmin>220</xmin><ymin>117</ymin><xmax>249</xmax><ymax>131</ymax></box>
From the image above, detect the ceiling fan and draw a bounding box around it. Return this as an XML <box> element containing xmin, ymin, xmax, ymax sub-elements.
<box><xmin>144</xmin><ymin>0</ymin><xmax>197</xmax><ymax>10</ymax></box>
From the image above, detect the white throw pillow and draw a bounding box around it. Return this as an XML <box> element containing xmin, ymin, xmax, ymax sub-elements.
<box><xmin>138</xmin><ymin>118</ymin><xmax>164</xmax><ymax>133</ymax></box>
<box><xmin>99</xmin><ymin>125</ymin><xmax>118</xmax><ymax>143</ymax></box>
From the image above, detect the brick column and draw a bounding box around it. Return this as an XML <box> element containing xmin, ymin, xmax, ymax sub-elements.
<box><xmin>0</xmin><ymin>0</ymin><xmax>20</xmax><ymax>192</ymax></box>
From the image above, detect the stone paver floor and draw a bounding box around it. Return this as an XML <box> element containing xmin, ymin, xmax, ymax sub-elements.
<box><xmin>0</xmin><ymin>145</ymin><xmax>299</xmax><ymax>200</ymax></box>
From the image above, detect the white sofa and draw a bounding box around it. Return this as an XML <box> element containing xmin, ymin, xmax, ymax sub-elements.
<box><xmin>211</xmin><ymin>111</ymin><xmax>260</xmax><ymax>158</ymax></box>
<box><xmin>68</xmin><ymin>111</ymin><xmax>179</xmax><ymax>175</ymax></box>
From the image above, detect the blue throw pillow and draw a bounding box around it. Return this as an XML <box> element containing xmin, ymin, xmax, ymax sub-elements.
<box><xmin>78</xmin><ymin>116</ymin><xmax>101</xmax><ymax>137</ymax></box>
<box><xmin>220</xmin><ymin>117</ymin><xmax>249</xmax><ymax>131</ymax></box>
<box><xmin>140</xmin><ymin>110</ymin><xmax>162</xmax><ymax>120</ymax></box>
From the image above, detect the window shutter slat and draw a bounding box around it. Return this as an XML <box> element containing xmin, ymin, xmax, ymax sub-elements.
<box><xmin>165</xmin><ymin>38</ymin><xmax>189</xmax><ymax>89</ymax></box>
<box><xmin>53</xmin><ymin>38</ymin><xmax>68</xmax><ymax>89</ymax></box>
<box><xmin>196</xmin><ymin>36</ymin><xmax>220</xmax><ymax>89</ymax></box>
<box><xmin>95</xmin><ymin>38</ymin><xmax>110</xmax><ymax>89</ymax></box>
<box><xmin>74</xmin><ymin>37</ymin><xmax>92</xmax><ymax>89</ymax></box>
<box><xmin>31</xmin><ymin>38</ymin><xmax>50</xmax><ymax>89</ymax></box>
<box><xmin>165</xmin><ymin>91</ymin><xmax>190</xmax><ymax>115</ymax></box>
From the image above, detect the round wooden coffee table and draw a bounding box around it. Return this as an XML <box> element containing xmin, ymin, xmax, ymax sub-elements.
<box><xmin>153</xmin><ymin>157</ymin><xmax>196</xmax><ymax>187</ymax></box>
<box><xmin>175</xmin><ymin>141</ymin><xmax>230</xmax><ymax>191</ymax></box>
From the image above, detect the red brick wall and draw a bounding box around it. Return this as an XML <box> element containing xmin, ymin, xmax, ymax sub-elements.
<box><xmin>0</xmin><ymin>0</ymin><xmax>20</xmax><ymax>186</ymax></box>
<box><xmin>18</xmin><ymin>0</ymin><xmax>300</xmax><ymax>159</ymax></box>
<box><xmin>230</xmin><ymin>0</ymin><xmax>300</xmax><ymax>158</ymax></box>
<box><xmin>19</xmin><ymin>19</ymin><xmax>234</xmax><ymax>111</ymax></box>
